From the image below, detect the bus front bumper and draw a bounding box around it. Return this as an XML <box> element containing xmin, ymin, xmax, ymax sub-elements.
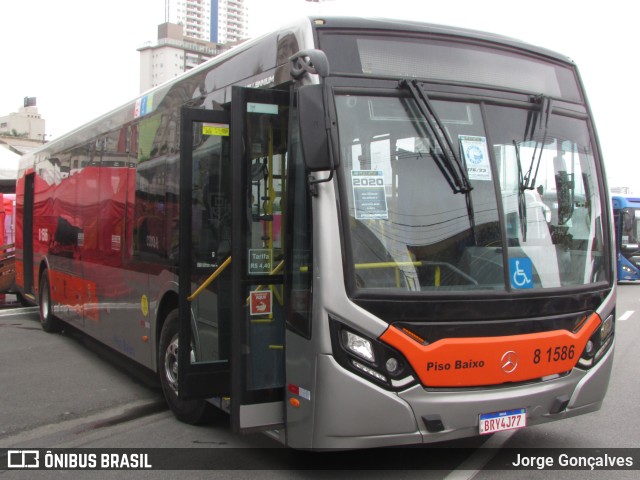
<box><xmin>310</xmin><ymin>343</ymin><xmax>613</xmax><ymax>450</ymax></box>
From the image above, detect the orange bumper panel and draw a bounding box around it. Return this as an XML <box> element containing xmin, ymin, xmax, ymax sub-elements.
<box><xmin>380</xmin><ymin>313</ymin><xmax>601</xmax><ymax>387</ymax></box>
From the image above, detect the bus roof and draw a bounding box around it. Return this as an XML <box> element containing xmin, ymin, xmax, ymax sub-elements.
<box><xmin>308</xmin><ymin>16</ymin><xmax>574</xmax><ymax>64</ymax></box>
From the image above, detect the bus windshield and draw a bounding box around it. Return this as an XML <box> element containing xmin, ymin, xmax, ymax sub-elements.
<box><xmin>335</xmin><ymin>92</ymin><xmax>606</xmax><ymax>292</ymax></box>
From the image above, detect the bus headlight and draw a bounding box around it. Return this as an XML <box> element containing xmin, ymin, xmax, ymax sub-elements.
<box><xmin>600</xmin><ymin>314</ymin><xmax>614</xmax><ymax>342</ymax></box>
<box><xmin>330</xmin><ymin>317</ymin><xmax>417</xmax><ymax>391</ymax></box>
<box><xmin>341</xmin><ymin>330</ymin><xmax>375</xmax><ymax>362</ymax></box>
<box><xmin>578</xmin><ymin>313</ymin><xmax>614</xmax><ymax>368</ymax></box>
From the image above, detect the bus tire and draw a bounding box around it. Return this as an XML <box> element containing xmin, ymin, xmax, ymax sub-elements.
<box><xmin>158</xmin><ymin>309</ymin><xmax>216</xmax><ymax>425</ymax></box>
<box><xmin>39</xmin><ymin>270</ymin><xmax>61</xmax><ymax>333</ymax></box>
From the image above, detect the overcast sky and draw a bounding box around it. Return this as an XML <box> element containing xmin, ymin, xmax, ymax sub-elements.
<box><xmin>1</xmin><ymin>0</ymin><xmax>637</xmax><ymax>187</ymax></box>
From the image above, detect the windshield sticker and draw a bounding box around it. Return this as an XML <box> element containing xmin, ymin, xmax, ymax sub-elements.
<box><xmin>510</xmin><ymin>257</ymin><xmax>534</xmax><ymax>289</ymax></box>
<box><xmin>460</xmin><ymin>135</ymin><xmax>491</xmax><ymax>181</ymax></box>
<box><xmin>352</xmin><ymin>170</ymin><xmax>389</xmax><ymax>220</ymax></box>
<box><xmin>202</xmin><ymin>123</ymin><xmax>229</xmax><ymax>136</ymax></box>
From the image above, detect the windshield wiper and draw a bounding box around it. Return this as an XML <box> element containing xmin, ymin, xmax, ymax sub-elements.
<box><xmin>522</xmin><ymin>95</ymin><xmax>551</xmax><ymax>190</ymax></box>
<box><xmin>513</xmin><ymin>140</ymin><xmax>528</xmax><ymax>242</ymax></box>
<box><xmin>399</xmin><ymin>79</ymin><xmax>476</xmax><ymax>245</ymax></box>
<box><xmin>514</xmin><ymin>95</ymin><xmax>552</xmax><ymax>241</ymax></box>
<box><xmin>399</xmin><ymin>79</ymin><xmax>472</xmax><ymax>194</ymax></box>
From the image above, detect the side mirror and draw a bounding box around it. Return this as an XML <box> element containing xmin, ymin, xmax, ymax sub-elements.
<box><xmin>297</xmin><ymin>84</ymin><xmax>336</xmax><ymax>172</ymax></box>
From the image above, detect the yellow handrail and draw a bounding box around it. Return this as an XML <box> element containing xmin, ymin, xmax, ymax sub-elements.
<box><xmin>269</xmin><ymin>259</ymin><xmax>285</xmax><ymax>276</ymax></box>
<box><xmin>354</xmin><ymin>261</ymin><xmax>423</xmax><ymax>270</ymax></box>
<box><xmin>299</xmin><ymin>261</ymin><xmax>424</xmax><ymax>273</ymax></box>
<box><xmin>188</xmin><ymin>256</ymin><xmax>232</xmax><ymax>301</ymax></box>
<box><xmin>245</xmin><ymin>259</ymin><xmax>285</xmax><ymax>305</ymax></box>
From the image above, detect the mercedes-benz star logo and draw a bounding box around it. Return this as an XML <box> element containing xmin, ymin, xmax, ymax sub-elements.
<box><xmin>501</xmin><ymin>351</ymin><xmax>518</xmax><ymax>374</ymax></box>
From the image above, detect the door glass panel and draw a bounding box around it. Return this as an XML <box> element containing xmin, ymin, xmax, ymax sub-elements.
<box><xmin>246</xmin><ymin>111</ymin><xmax>287</xmax><ymax>277</ymax></box>
<box><xmin>241</xmin><ymin>95</ymin><xmax>288</xmax><ymax>394</ymax></box>
<box><xmin>190</xmin><ymin>120</ymin><xmax>231</xmax><ymax>365</ymax></box>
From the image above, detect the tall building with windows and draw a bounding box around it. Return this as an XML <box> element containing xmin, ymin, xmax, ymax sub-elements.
<box><xmin>138</xmin><ymin>22</ymin><xmax>223</xmax><ymax>92</ymax></box>
<box><xmin>164</xmin><ymin>0</ymin><xmax>248</xmax><ymax>45</ymax></box>
<box><xmin>165</xmin><ymin>0</ymin><xmax>211</xmax><ymax>41</ymax></box>
<box><xmin>139</xmin><ymin>1</ymin><xmax>249</xmax><ymax>92</ymax></box>
<box><xmin>211</xmin><ymin>0</ymin><xmax>248</xmax><ymax>44</ymax></box>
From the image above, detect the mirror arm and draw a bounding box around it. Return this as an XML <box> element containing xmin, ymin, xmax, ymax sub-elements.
<box><xmin>306</xmin><ymin>82</ymin><xmax>336</xmax><ymax>193</ymax></box>
<box><xmin>290</xmin><ymin>50</ymin><xmax>330</xmax><ymax>79</ymax></box>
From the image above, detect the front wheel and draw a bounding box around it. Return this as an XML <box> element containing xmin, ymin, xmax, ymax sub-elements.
<box><xmin>39</xmin><ymin>270</ymin><xmax>61</xmax><ymax>333</ymax></box>
<box><xmin>158</xmin><ymin>309</ymin><xmax>216</xmax><ymax>425</ymax></box>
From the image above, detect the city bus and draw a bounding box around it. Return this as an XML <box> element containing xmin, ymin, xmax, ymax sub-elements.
<box><xmin>612</xmin><ymin>195</ymin><xmax>640</xmax><ymax>281</ymax></box>
<box><xmin>14</xmin><ymin>17</ymin><xmax>615</xmax><ymax>450</ymax></box>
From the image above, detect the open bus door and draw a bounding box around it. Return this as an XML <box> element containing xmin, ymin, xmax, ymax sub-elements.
<box><xmin>179</xmin><ymin>87</ymin><xmax>290</xmax><ymax>433</ymax></box>
<box><xmin>178</xmin><ymin>106</ymin><xmax>233</xmax><ymax>403</ymax></box>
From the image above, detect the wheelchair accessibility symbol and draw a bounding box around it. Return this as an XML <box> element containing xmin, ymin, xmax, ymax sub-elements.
<box><xmin>509</xmin><ymin>258</ymin><xmax>533</xmax><ymax>289</ymax></box>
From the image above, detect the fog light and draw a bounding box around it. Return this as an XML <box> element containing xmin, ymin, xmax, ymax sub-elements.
<box><xmin>584</xmin><ymin>340</ymin><xmax>595</xmax><ymax>356</ymax></box>
<box><xmin>342</xmin><ymin>330</ymin><xmax>375</xmax><ymax>362</ymax></box>
<box><xmin>385</xmin><ymin>357</ymin><xmax>399</xmax><ymax>373</ymax></box>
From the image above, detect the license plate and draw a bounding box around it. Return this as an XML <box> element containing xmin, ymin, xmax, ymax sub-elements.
<box><xmin>479</xmin><ymin>408</ymin><xmax>527</xmax><ymax>435</ymax></box>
